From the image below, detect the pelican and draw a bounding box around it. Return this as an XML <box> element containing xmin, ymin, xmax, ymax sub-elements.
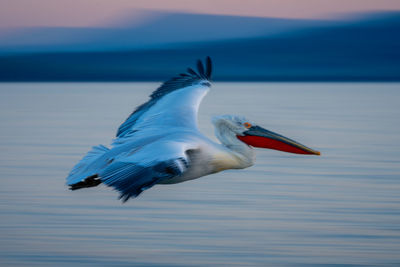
<box><xmin>66</xmin><ymin>57</ymin><xmax>320</xmax><ymax>202</ymax></box>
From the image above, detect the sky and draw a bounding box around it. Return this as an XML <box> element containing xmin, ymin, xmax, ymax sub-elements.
<box><xmin>1</xmin><ymin>0</ymin><xmax>400</xmax><ymax>28</ymax></box>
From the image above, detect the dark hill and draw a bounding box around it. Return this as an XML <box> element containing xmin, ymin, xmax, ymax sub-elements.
<box><xmin>1</xmin><ymin>12</ymin><xmax>399</xmax><ymax>81</ymax></box>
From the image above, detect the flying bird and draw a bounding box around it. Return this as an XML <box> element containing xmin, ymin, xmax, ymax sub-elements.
<box><xmin>66</xmin><ymin>57</ymin><xmax>320</xmax><ymax>202</ymax></box>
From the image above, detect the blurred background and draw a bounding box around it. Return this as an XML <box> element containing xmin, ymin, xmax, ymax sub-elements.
<box><xmin>1</xmin><ymin>0</ymin><xmax>400</xmax><ymax>81</ymax></box>
<box><xmin>1</xmin><ymin>1</ymin><xmax>400</xmax><ymax>266</ymax></box>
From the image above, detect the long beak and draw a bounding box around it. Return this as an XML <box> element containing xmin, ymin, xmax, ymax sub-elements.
<box><xmin>237</xmin><ymin>126</ymin><xmax>320</xmax><ymax>155</ymax></box>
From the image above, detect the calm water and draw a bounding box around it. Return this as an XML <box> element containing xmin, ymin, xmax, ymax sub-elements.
<box><xmin>0</xmin><ymin>82</ymin><xmax>400</xmax><ymax>266</ymax></box>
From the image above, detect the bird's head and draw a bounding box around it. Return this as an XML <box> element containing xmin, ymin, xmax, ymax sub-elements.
<box><xmin>212</xmin><ymin>115</ymin><xmax>320</xmax><ymax>155</ymax></box>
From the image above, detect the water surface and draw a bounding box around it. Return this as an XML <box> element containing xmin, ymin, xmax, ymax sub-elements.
<box><xmin>0</xmin><ymin>82</ymin><xmax>399</xmax><ymax>266</ymax></box>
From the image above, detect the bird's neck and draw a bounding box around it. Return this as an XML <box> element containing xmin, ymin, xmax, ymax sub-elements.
<box><xmin>214</xmin><ymin>127</ymin><xmax>255</xmax><ymax>169</ymax></box>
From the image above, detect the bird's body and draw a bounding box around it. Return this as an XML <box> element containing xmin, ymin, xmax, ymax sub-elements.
<box><xmin>159</xmin><ymin>129</ymin><xmax>255</xmax><ymax>184</ymax></box>
<box><xmin>67</xmin><ymin>57</ymin><xmax>319</xmax><ymax>202</ymax></box>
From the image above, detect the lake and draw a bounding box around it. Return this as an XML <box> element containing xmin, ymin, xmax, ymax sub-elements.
<box><xmin>0</xmin><ymin>82</ymin><xmax>399</xmax><ymax>266</ymax></box>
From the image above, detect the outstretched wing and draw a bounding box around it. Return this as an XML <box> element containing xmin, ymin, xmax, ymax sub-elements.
<box><xmin>116</xmin><ymin>57</ymin><xmax>212</xmax><ymax>138</ymax></box>
<box><xmin>99</xmin><ymin>138</ymin><xmax>195</xmax><ymax>202</ymax></box>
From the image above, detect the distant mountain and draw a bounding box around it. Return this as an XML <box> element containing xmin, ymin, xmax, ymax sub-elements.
<box><xmin>0</xmin><ymin>11</ymin><xmax>399</xmax><ymax>81</ymax></box>
<box><xmin>0</xmin><ymin>10</ymin><xmax>335</xmax><ymax>53</ymax></box>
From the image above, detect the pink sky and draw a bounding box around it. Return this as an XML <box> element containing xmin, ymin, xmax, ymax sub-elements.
<box><xmin>1</xmin><ymin>0</ymin><xmax>400</xmax><ymax>28</ymax></box>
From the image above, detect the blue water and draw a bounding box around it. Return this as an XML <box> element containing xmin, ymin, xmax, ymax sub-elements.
<box><xmin>0</xmin><ymin>82</ymin><xmax>399</xmax><ymax>266</ymax></box>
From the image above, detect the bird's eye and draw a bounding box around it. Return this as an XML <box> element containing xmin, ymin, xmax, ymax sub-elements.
<box><xmin>243</xmin><ymin>122</ymin><xmax>252</xmax><ymax>128</ymax></box>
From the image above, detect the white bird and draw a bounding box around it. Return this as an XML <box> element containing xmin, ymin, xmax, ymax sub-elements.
<box><xmin>66</xmin><ymin>57</ymin><xmax>320</xmax><ymax>202</ymax></box>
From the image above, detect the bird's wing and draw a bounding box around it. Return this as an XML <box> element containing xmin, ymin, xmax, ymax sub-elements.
<box><xmin>116</xmin><ymin>57</ymin><xmax>212</xmax><ymax>139</ymax></box>
<box><xmin>99</xmin><ymin>136</ymin><xmax>197</xmax><ymax>202</ymax></box>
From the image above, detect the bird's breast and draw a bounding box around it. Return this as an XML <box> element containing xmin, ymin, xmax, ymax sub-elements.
<box><xmin>160</xmin><ymin>148</ymin><xmax>242</xmax><ymax>185</ymax></box>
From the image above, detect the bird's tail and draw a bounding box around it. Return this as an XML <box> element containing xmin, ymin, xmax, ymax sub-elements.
<box><xmin>69</xmin><ymin>174</ymin><xmax>101</xmax><ymax>190</ymax></box>
<box><xmin>66</xmin><ymin>144</ymin><xmax>110</xmax><ymax>189</ymax></box>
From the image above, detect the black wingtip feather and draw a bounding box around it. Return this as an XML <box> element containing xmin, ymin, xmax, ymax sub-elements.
<box><xmin>186</xmin><ymin>57</ymin><xmax>212</xmax><ymax>80</ymax></box>
<box><xmin>187</xmin><ymin>67</ymin><xmax>199</xmax><ymax>77</ymax></box>
<box><xmin>197</xmin><ymin>60</ymin><xmax>205</xmax><ymax>78</ymax></box>
<box><xmin>206</xmin><ymin>56</ymin><xmax>212</xmax><ymax>79</ymax></box>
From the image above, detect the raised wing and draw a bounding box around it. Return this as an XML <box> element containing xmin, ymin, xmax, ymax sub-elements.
<box><xmin>99</xmin><ymin>138</ymin><xmax>195</xmax><ymax>202</ymax></box>
<box><xmin>117</xmin><ymin>57</ymin><xmax>212</xmax><ymax>138</ymax></box>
